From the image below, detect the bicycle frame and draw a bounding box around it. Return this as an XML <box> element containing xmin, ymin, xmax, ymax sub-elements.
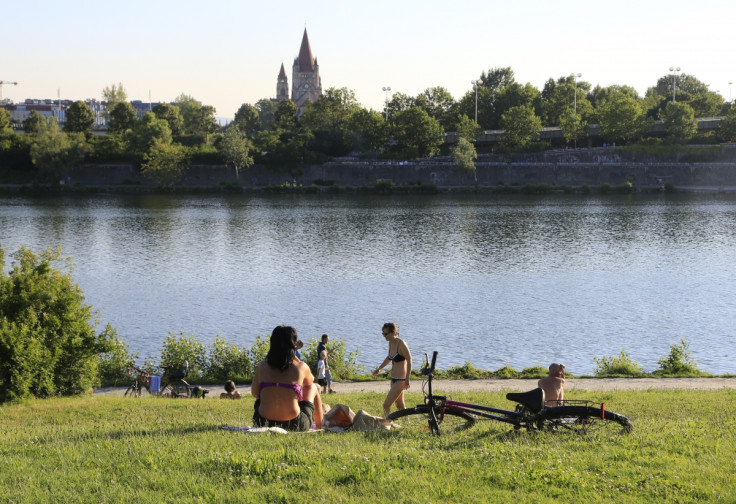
<box><xmin>420</xmin><ymin>351</ymin><xmax>524</xmax><ymax>429</ymax></box>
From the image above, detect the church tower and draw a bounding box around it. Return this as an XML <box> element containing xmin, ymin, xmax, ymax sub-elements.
<box><xmin>290</xmin><ymin>28</ymin><xmax>322</xmax><ymax>112</ymax></box>
<box><xmin>276</xmin><ymin>63</ymin><xmax>289</xmax><ymax>101</ymax></box>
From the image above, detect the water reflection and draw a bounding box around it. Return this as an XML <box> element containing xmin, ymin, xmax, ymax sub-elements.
<box><xmin>0</xmin><ymin>193</ymin><xmax>734</xmax><ymax>374</ymax></box>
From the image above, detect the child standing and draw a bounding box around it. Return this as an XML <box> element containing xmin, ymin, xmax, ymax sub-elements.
<box><xmin>317</xmin><ymin>350</ymin><xmax>328</xmax><ymax>394</ymax></box>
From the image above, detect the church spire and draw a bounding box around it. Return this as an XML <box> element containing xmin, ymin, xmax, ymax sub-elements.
<box><xmin>297</xmin><ymin>28</ymin><xmax>315</xmax><ymax>72</ymax></box>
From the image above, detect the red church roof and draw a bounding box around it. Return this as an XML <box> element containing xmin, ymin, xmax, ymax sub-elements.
<box><xmin>297</xmin><ymin>28</ymin><xmax>315</xmax><ymax>72</ymax></box>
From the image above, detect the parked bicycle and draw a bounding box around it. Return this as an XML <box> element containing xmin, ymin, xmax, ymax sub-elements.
<box><xmin>387</xmin><ymin>351</ymin><xmax>632</xmax><ymax>435</ymax></box>
<box><xmin>123</xmin><ymin>361</ymin><xmax>192</xmax><ymax>398</ymax></box>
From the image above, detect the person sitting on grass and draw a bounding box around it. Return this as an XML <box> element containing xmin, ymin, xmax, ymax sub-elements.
<box><xmin>538</xmin><ymin>363</ymin><xmax>565</xmax><ymax>406</ymax></box>
<box><xmin>251</xmin><ymin>325</ymin><xmax>323</xmax><ymax>431</ymax></box>
<box><xmin>220</xmin><ymin>380</ymin><xmax>241</xmax><ymax>399</ymax></box>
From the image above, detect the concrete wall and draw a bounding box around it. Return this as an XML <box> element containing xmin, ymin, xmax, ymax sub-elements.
<box><xmin>65</xmin><ymin>147</ymin><xmax>736</xmax><ymax>189</ymax></box>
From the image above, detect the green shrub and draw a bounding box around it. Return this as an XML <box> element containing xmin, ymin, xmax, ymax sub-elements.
<box><xmin>494</xmin><ymin>363</ymin><xmax>520</xmax><ymax>378</ymax></box>
<box><xmin>303</xmin><ymin>337</ymin><xmax>363</xmax><ymax>380</ymax></box>
<box><xmin>593</xmin><ymin>349</ymin><xmax>644</xmax><ymax>377</ymax></box>
<box><xmin>160</xmin><ymin>332</ymin><xmax>207</xmax><ymax>378</ymax></box>
<box><xmin>443</xmin><ymin>361</ymin><xmax>490</xmax><ymax>379</ymax></box>
<box><xmin>98</xmin><ymin>327</ymin><xmax>138</xmax><ymax>385</ymax></box>
<box><xmin>519</xmin><ymin>365</ymin><xmax>548</xmax><ymax>379</ymax></box>
<box><xmin>206</xmin><ymin>335</ymin><xmax>251</xmax><ymax>381</ymax></box>
<box><xmin>0</xmin><ymin>246</ymin><xmax>113</xmax><ymax>402</ymax></box>
<box><xmin>246</xmin><ymin>334</ymin><xmax>270</xmax><ymax>373</ymax></box>
<box><xmin>654</xmin><ymin>338</ymin><xmax>707</xmax><ymax>376</ymax></box>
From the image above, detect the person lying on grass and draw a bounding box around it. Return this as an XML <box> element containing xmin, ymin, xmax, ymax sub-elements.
<box><xmin>251</xmin><ymin>325</ymin><xmax>324</xmax><ymax>431</ymax></box>
<box><xmin>220</xmin><ymin>380</ymin><xmax>241</xmax><ymax>399</ymax></box>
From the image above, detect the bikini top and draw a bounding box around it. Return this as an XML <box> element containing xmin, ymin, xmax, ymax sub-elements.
<box><xmin>387</xmin><ymin>339</ymin><xmax>406</xmax><ymax>363</ymax></box>
<box><xmin>258</xmin><ymin>381</ymin><xmax>304</xmax><ymax>402</ymax></box>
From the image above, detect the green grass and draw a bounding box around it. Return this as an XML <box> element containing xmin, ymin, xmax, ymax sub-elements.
<box><xmin>1</xmin><ymin>389</ymin><xmax>735</xmax><ymax>503</ymax></box>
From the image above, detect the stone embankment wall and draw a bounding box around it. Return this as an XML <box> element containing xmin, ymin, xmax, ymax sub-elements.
<box><xmin>66</xmin><ymin>147</ymin><xmax>736</xmax><ymax>189</ymax></box>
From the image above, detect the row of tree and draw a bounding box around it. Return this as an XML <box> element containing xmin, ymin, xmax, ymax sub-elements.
<box><xmin>2</xmin><ymin>69</ymin><xmax>736</xmax><ymax>185</ymax></box>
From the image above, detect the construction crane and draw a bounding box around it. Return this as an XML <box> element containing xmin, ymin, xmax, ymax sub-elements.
<box><xmin>0</xmin><ymin>81</ymin><xmax>19</xmax><ymax>101</ymax></box>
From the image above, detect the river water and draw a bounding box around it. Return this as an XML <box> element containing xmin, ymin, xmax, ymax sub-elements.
<box><xmin>1</xmin><ymin>193</ymin><xmax>734</xmax><ymax>374</ymax></box>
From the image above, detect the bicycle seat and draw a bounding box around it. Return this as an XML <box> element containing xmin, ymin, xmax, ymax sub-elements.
<box><xmin>506</xmin><ymin>388</ymin><xmax>545</xmax><ymax>412</ymax></box>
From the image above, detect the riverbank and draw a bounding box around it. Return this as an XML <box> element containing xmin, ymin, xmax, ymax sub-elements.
<box><xmin>95</xmin><ymin>376</ymin><xmax>736</xmax><ymax>397</ymax></box>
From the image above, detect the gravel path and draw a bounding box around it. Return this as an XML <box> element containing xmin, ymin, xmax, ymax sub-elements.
<box><xmin>95</xmin><ymin>377</ymin><xmax>736</xmax><ymax>397</ymax></box>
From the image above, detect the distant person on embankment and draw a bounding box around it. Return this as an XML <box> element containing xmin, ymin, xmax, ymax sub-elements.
<box><xmin>538</xmin><ymin>363</ymin><xmax>565</xmax><ymax>406</ymax></box>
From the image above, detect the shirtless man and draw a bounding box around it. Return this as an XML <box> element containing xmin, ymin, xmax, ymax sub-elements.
<box><xmin>538</xmin><ymin>363</ymin><xmax>565</xmax><ymax>406</ymax></box>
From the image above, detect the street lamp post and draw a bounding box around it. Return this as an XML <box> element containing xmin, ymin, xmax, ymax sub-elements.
<box><xmin>382</xmin><ymin>86</ymin><xmax>391</xmax><ymax>121</ymax></box>
<box><xmin>729</xmin><ymin>82</ymin><xmax>733</xmax><ymax>101</ymax></box>
<box><xmin>570</xmin><ymin>73</ymin><xmax>582</xmax><ymax>113</ymax></box>
<box><xmin>470</xmin><ymin>79</ymin><xmax>482</xmax><ymax>123</ymax></box>
<box><xmin>669</xmin><ymin>66</ymin><xmax>681</xmax><ymax>102</ymax></box>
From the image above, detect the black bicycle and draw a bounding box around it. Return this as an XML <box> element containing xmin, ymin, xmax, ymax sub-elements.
<box><xmin>123</xmin><ymin>362</ymin><xmax>191</xmax><ymax>398</ymax></box>
<box><xmin>387</xmin><ymin>351</ymin><xmax>632</xmax><ymax>436</ymax></box>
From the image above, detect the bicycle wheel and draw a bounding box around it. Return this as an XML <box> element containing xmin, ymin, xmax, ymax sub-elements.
<box><xmin>169</xmin><ymin>380</ymin><xmax>190</xmax><ymax>398</ymax></box>
<box><xmin>541</xmin><ymin>406</ymin><xmax>632</xmax><ymax>434</ymax></box>
<box><xmin>388</xmin><ymin>406</ymin><xmax>476</xmax><ymax>434</ymax></box>
<box><xmin>124</xmin><ymin>384</ymin><xmax>139</xmax><ymax>398</ymax></box>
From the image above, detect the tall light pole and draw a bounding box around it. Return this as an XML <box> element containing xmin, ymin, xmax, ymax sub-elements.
<box><xmin>729</xmin><ymin>82</ymin><xmax>733</xmax><ymax>101</ymax></box>
<box><xmin>570</xmin><ymin>73</ymin><xmax>581</xmax><ymax>113</ymax></box>
<box><xmin>669</xmin><ymin>66</ymin><xmax>681</xmax><ymax>102</ymax></box>
<box><xmin>382</xmin><ymin>86</ymin><xmax>391</xmax><ymax>121</ymax></box>
<box><xmin>471</xmin><ymin>79</ymin><xmax>482</xmax><ymax>123</ymax></box>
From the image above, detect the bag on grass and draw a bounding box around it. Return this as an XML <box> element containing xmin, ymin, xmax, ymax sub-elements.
<box><xmin>323</xmin><ymin>403</ymin><xmax>355</xmax><ymax>429</ymax></box>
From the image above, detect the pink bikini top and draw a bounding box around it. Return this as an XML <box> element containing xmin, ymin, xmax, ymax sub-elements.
<box><xmin>258</xmin><ymin>381</ymin><xmax>304</xmax><ymax>402</ymax></box>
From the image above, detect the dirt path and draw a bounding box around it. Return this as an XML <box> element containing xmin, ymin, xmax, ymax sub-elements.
<box><xmin>96</xmin><ymin>377</ymin><xmax>736</xmax><ymax>397</ymax></box>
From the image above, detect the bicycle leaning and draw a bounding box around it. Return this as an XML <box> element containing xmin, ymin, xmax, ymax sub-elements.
<box><xmin>124</xmin><ymin>361</ymin><xmax>192</xmax><ymax>398</ymax></box>
<box><xmin>387</xmin><ymin>351</ymin><xmax>632</xmax><ymax>436</ymax></box>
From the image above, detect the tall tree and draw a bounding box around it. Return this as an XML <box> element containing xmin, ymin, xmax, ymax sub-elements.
<box><xmin>125</xmin><ymin>112</ymin><xmax>172</xmax><ymax>153</ymax></box>
<box><xmin>233</xmin><ymin>103</ymin><xmax>260</xmax><ymax>138</ymax></box>
<box><xmin>22</xmin><ymin>110</ymin><xmax>46</xmax><ymax>135</ymax></box>
<box><xmin>718</xmin><ymin>109</ymin><xmax>736</xmax><ymax>142</ymax></box>
<box><xmin>0</xmin><ymin>108</ymin><xmax>11</xmax><ymax>133</ymax></box>
<box><xmin>140</xmin><ymin>138</ymin><xmax>188</xmax><ymax>186</ymax></box>
<box><xmin>598</xmin><ymin>90</ymin><xmax>651</xmax><ymax>144</ymax></box>
<box><xmin>346</xmin><ymin>108</ymin><xmax>388</xmax><ymax>152</ymax></box>
<box><xmin>64</xmin><ymin>101</ymin><xmax>94</xmax><ymax>137</ymax></box>
<box><xmin>452</xmin><ymin>137</ymin><xmax>478</xmax><ymax>182</ymax></box>
<box><xmin>385</xmin><ymin>92</ymin><xmax>415</xmax><ymax>122</ymax></box>
<box><xmin>108</xmin><ymin>102</ymin><xmax>138</xmax><ymax>134</ymax></box>
<box><xmin>30</xmin><ymin>117</ymin><xmax>90</xmax><ymax>181</ymax></box>
<box><xmin>255</xmin><ymin>99</ymin><xmax>277</xmax><ymax>131</ymax></box>
<box><xmin>500</xmin><ymin>105</ymin><xmax>542</xmax><ymax>149</ymax></box>
<box><xmin>174</xmin><ymin>94</ymin><xmax>218</xmax><ymax>139</ymax></box>
<box><xmin>101</xmin><ymin>83</ymin><xmax>127</xmax><ymax>118</ymax></box>
<box><xmin>220</xmin><ymin>125</ymin><xmax>253</xmax><ymax>178</ymax></box>
<box><xmin>301</xmin><ymin>87</ymin><xmax>360</xmax><ymax>156</ymax></box>
<box><xmin>274</xmin><ymin>100</ymin><xmax>299</xmax><ymax>130</ymax></box>
<box><xmin>414</xmin><ymin>87</ymin><xmax>457</xmax><ymax>128</ymax></box>
<box><xmin>152</xmin><ymin>103</ymin><xmax>183</xmax><ymax>137</ymax></box>
<box><xmin>661</xmin><ymin>101</ymin><xmax>697</xmax><ymax>144</ymax></box>
<box><xmin>390</xmin><ymin>106</ymin><xmax>443</xmax><ymax>158</ymax></box>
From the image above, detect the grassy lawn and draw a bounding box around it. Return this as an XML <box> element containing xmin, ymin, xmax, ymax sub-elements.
<box><xmin>1</xmin><ymin>388</ymin><xmax>734</xmax><ymax>503</ymax></box>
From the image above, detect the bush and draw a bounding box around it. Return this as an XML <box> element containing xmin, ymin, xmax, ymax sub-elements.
<box><xmin>303</xmin><ymin>337</ymin><xmax>363</xmax><ymax>380</ymax></box>
<box><xmin>160</xmin><ymin>332</ymin><xmax>207</xmax><ymax>378</ymax></box>
<box><xmin>443</xmin><ymin>361</ymin><xmax>491</xmax><ymax>379</ymax></box>
<box><xmin>593</xmin><ymin>349</ymin><xmax>644</xmax><ymax>377</ymax></box>
<box><xmin>0</xmin><ymin>246</ymin><xmax>113</xmax><ymax>402</ymax></box>
<box><xmin>98</xmin><ymin>327</ymin><xmax>138</xmax><ymax>385</ymax></box>
<box><xmin>519</xmin><ymin>365</ymin><xmax>548</xmax><ymax>379</ymax></box>
<box><xmin>494</xmin><ymin>363</ymin><xmax>520</xmax><ymax>378</ymax></box>
<box><xmin>206</xmin><ymin>335</ymin><xmax>251</xmax><ymax>381</ymax></box>
<box><xmin>654</xmin><ymin>339</ymin><xmax>707</xmax><ymax>376</ymax></box>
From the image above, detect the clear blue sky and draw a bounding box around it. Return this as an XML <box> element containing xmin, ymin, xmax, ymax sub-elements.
<box><xmin>3</xmin><ymin>0</ymin><xmax>734</xmax><ymax>119</ymax></box>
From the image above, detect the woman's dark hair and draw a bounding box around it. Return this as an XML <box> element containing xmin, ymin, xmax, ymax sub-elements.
<box><xmin>267</xmin><ymin>325</ymin><xmax>298</xmax><ymax>371</ymax></box>
<box><xmin>224</xmin><ymin>380</ymin><xmax>235</xmax><ymax>393</ymax></box>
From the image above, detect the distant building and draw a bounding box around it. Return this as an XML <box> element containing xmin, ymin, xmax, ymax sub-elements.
<box><xmin>276</xmin><ymin>28</ymin><xmax>322</xmax><ymax>114</ymax></box>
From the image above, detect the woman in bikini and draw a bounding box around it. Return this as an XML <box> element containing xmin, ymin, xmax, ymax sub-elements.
<box><xmin>372</xmin><ymin>322</ymin><xmax>413</xmax><ymax>418</ymax></box>
<box><xmin>251</xmin><ymin>325</ymin><xmax>323</xmax><ymax>431</ymax></box>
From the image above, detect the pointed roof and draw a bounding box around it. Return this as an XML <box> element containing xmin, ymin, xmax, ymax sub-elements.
<box><xmin>278</xmin><ymin>63</ymin><xmax>287</xmax><ymax>80</ymax></box>
<box><xmin>297</xmin><ymin>28</ymin><xmax>315</xmax><ymax>72</ymax></box>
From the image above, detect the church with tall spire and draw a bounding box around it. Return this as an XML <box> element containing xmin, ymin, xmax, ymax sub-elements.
<box><xmin>276</xmin><ymin>28</ymin><xmax>322</xmax><ymax>113</ymax></box>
